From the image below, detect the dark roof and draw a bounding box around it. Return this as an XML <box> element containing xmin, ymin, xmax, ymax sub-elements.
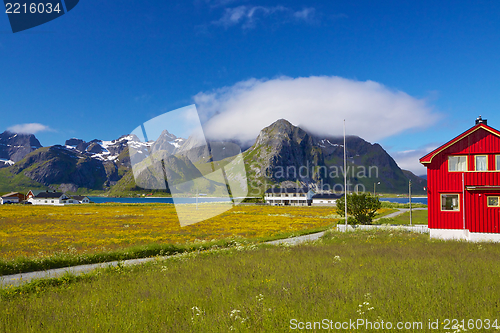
<box><xmin>34</xmin><ymin>192</ymin><xmax>65</xmax><ymax>199</ymax></box>
<box><xmin>265</xmin><ymin>187</ymin><xmax>311</xmax><ymax>194</ymax></box>
<box><xmin>312</xmin><ymin>193</ymin><xmax>343</xmax><ymax>199</ymax></box>
<box><xmin>1</xmin><ymin>192</ymin><xmax>22</xmax><ymax>198</ymax></box>
<box><xmin>71</xmin><ymin>196</ymin><xmax>88</xmax><ymax>200</ymax></box>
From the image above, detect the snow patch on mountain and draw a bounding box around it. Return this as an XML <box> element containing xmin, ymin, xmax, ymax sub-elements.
<box><xmin>0</xmin><ymin>158</ymin><xmax>14</xmax><ymax>166</ymax></box>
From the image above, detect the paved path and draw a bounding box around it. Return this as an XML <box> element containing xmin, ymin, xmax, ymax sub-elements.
<box><xmin>266</xmin><ymin>231</ymin><xmax>326</xmax><ymax>246</ymax></box>
<box><xmin>1</xmin><ymin>208</ymin><xmax>428</xmax><ymax>288</ymax></box>
<box><xmin>1</xmin><ymin>231</ymin><xmax>330</xmax><ymax>288</ymax></box>
<box><xmin>0</xmin><ymin>257</ymin><xmax>161</xmax><ymax>288</ymax></box>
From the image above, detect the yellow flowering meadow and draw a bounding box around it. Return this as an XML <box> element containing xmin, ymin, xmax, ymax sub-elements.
<box><xmin>0</xmin><ymin>204</ymin><xmax>338</xmax><ymax>259</ymax></box>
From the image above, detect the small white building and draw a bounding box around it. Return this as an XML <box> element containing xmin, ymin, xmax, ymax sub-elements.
<box><xmin>29</xmin><ymin>191</ymin><xmax>71</xmax><ymax>206</ymax></box>
<box><xmin>0</xmin><ymin>197</ymin><xmax>17</xmax><ymax>205</ymax></box>
<box><xmin>72</xmin><ymin>195</ymin><xmax>90</xmax><ymax>204</ymax></box>
<box><xmin>0</xmin><ymin>192</ymin><xmax>24</xmax><ymax>204</ymax></box>
<box><xmin>264</xmin><ymin>187</ymin><xmax>315</xmax><ymax>206</ymax></box>
<box><xmin>26</xmin><ymin>191</ymin><xmax>91</xmax><ymax>205</ymax></box>
<box><xmin>311</xmin><ymin>193</ymin><xmax>343</xmax><ymax>206</ymax></box>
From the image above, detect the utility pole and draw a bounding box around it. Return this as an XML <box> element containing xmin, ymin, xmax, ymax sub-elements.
<box><xmin>373</xmin><ymin>181</ymin><xmax>380</xmax><ymax>196</ymax></box>
<box><xmin>409</xmin><ymin>180</ymin><xmax>412</xmax><ymax>226</ymax></box>
<box><xmin>344</xmin><ymin>119</ymin><xmax>348</xmax><ymax>227</ymax></box>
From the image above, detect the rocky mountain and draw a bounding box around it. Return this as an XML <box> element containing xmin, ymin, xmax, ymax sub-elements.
<box><xmin>0</xmin><ymin>129</ymin><xmax>229</xmax><ymax>195</ymax></box>
<box><xmin>243</xmin><ymin>119</ymin><xmax>426</xmax><ymax>194</ymax></box>
<box><xmin>150</xmin><ymin>130</ymin><xmax>185</xmax><ymax>155</ymax></box>
<box><xmin>64</xmin><ymin>135</ymin><xmax>151</xmax><ymax>163</ymax></box>
<box><xmin>0</xmin><ymin>119</ymin><xmax>426</xmax><ymax>195</ymax></box>
<box><xmin>316</xmin><ymin>135</ymin><xmax>419</xmax><ymax>193</ymax></box>
<box><xmin>10</xmin><ymin>146</ymin><xmax>114</xmax><ymax>192</ymax></box>
<box><xmin>244</xmin><ymin>119</ymin><xmax>323</xmax><ymax>183</ymax></box>
<box><xmin>0</xmin><ymin>131</ymin><xmax>42</xmax><ymax>168</ymax></box>
<box><xmin>1</xmin><ymin>134</ymin><xmax>154</xmax><ymax>193</ymax></box>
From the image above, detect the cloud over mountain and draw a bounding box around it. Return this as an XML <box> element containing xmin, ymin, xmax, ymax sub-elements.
<box><xmin>194</xmin><ymin>76</ymin><xmax>440</xmax><ymax>146</ymax></box>
<box><xmin>7</xmin><ymin>123</ymin><xmax>53</xmax><ymax>134</ymax></box>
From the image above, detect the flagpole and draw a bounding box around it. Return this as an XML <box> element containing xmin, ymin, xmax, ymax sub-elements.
<box><xmin>344</xmin><ymin>119</ymin><xmax>348</xmax><ymax>226</ymax></box>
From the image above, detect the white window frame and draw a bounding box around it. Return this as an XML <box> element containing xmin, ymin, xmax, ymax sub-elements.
<box><xmin>448</xmin><ymin>156</ymin><xmax>467</xmax><ymax>172</ymax></box>
<box><xmin>441</xmin><ymin>193</ymin><xmax>461</xmax><ymax>212</ymax></box>
<box><xmin>475</xmin><ymin>155</ymin><xmax>488</xmax><ymax>171</ymax></box>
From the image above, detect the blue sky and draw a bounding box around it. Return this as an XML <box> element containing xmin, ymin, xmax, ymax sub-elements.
<box><xmin>1</xmin><ymin>0</ymin><xmax>500</xmax><ymax>174</ymax></box>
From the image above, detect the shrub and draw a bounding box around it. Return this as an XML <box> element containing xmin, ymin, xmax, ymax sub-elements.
<box><xmin>336</xmin><ymin>192</ymin><xmax>381</xmax><ymax>225</ymax></box>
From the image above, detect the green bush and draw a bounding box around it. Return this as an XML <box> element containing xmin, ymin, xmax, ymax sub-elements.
<box><xmin>336</xmin><ymin>192</ymin><xmax>381</xmax><ymax>225</ymax></box>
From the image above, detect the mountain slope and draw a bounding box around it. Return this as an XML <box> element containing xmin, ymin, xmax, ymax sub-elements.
<box><xmin>243</xmin><ymin>119</ymin><xmax>426</xmax><ymax>194</ymax></box>
<box><xmin>402</xmin><ymin>170</ymin><xmax>427</xmax><ymax>193</ymax></box>
<box><xmin>0</xmin><ymin>131</ymin><xmax>42</xmax><ymax>168</ymax></box>
<box><xmin>244</xmin><ymin>119</ymin><xmax>323</xmax><ymax>185</ymax></box>
<box><xmin>317</xmin><ymin>135</ymin><xmax>417</xmax><ymax>193</ymax></box>
<box><xmin>0</xmin><ymin>121</ymin><xmax>426</xmax><ymax>196</ymax></box>
<box><xmin>10</xmin><ymin>146</ymin><xmax>112</xmax><ymax>191</ymax></box>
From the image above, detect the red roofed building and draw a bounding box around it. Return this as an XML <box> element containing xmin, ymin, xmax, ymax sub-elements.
<box><xmin>420</xmin><ymin>116</ymin><xmax>500</xmax><ymax>241</ymax></box>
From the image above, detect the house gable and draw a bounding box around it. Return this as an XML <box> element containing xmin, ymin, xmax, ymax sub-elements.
<box><xmin>420</xmin><ymin>123</ymin><xmax>500</xmax><ymax>165</ymax></box>
<box><xmin>420</xmin><ymin>117</ymin><xmax>500</xmax><ymax>239</ymax></box>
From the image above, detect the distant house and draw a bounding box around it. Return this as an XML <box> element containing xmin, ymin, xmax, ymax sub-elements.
<box><xmin>0</xmin><ymin>192</ymin><xmax>25</xmax><ymax>204</ymax></box>
<box><xmin>28</xmin><ymin>191</ymin><xmax>71</xmax><ymax>206</ymax></box>
<box><xmin>26</xmin><ymin>190</ymin><xmax>46</xmax><ymax>201</ymax></box>
<box><xmin>311</xmin><ymin>193</ymin><xmax>343</xmax><ymax>206</ymax></box>
<box><xmin>71</xmin><ymin>195</ymin><xmax>90</xmax><ymax>204</ymax></box>
<box><xmin>264</xmin><ymin>187</ymin><xmax>315</xmax><ymax>206</ymax></box>
<box><xmin>420</xmin><ymin>116</ymin><xmax>500</xmax><ymax>242</ymax></box>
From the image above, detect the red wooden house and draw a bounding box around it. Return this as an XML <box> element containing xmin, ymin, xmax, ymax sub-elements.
<box><xmin>420</xmin><ymin>116</ymin><xmax>500</xmax><ymax>241</ymax></box>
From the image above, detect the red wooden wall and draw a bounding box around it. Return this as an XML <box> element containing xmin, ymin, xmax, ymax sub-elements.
<box><xmin>425</xmin><ymin>126</ymin><xmax>500</xmax><ymax>233</ymax></box>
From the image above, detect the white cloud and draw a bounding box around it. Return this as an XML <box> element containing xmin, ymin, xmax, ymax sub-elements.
<box><xmin>7</xmin><ymin>123</ymin><xmax>53</xmax><ymax>134</ymax></box>
<box><xmin>212</xmin><ymin>5</ymin><xmax>316</xmax><ymax>29</ymax></box>
<box><xmin>194</xmin><ymin>76</ymin><xmax>440</xmax><ymax>147</ymax></box>
<box><xmin>293</xmin><ymin>8</ymin><xmax>316</xmax><ymax>22</ymax></box>
<box><xmin>390</xmin><ymin>144</ymin><xmax>439</xmax><ymax>176</ymax></box>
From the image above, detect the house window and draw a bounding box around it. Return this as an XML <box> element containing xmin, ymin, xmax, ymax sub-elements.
<box><xmin>448</xmin><ymin>156</ymin><xmax>467</xmax><ymax>172</ymax></box>
<box><xmin>496</xmin><ymin>155</ymin><xmax>500</xmax><ymax>171</ymax></box>
<box><xmin>441</xmin><ymin>194</ymin><xmax>460</xmax><ymax>211</ymax></box>
<box><xmin>488</xmin><ymin>196</ymin><xmax>500</xmax><ymax>207</ymax></box>
<box><xmin>475</xmin><ymin>155</ymin><xmax>488</xmax><ymax>171</ymax></box>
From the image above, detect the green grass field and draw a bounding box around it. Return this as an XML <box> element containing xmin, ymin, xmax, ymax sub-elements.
<box><xmin>377</xmin><ymin>209</ymin><xmax>428</xmax><ymax>225</ymax></box>
<box><xmin>2</xmin><ymin>229</ymin><xmax>499</xmax><ymax>332</ymax></box>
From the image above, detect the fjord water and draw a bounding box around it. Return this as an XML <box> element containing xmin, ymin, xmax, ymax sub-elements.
<box><xmin>89</xmin><ymin>197</ymin><xmax>427</xmax><ymax>204</ymax></box>
<box><xmin>89</xmin><ymin>197</ymin><xmax>232</xmax><ymax>204</ymax></box>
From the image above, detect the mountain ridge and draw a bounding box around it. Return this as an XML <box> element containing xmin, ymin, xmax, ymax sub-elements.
<box><xmin>0</xmin><ymin>131</ymin><xmax>42</xmax><ymax>168</ymax></box>
<box><xmin>0</xmin><ymin>122</ymin><xmax>426</xmax><ymax>195</ymax></box>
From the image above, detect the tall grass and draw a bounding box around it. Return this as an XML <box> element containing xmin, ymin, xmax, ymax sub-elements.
<box><xmin>2</xmin><ymin>230</ymin><xmax>500</xmax><ymax>332</ymax></box>
<box><xmin>0</xmin><ymin>224</ymin><xmax>330</xmax><ymax>276</ymax></box>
